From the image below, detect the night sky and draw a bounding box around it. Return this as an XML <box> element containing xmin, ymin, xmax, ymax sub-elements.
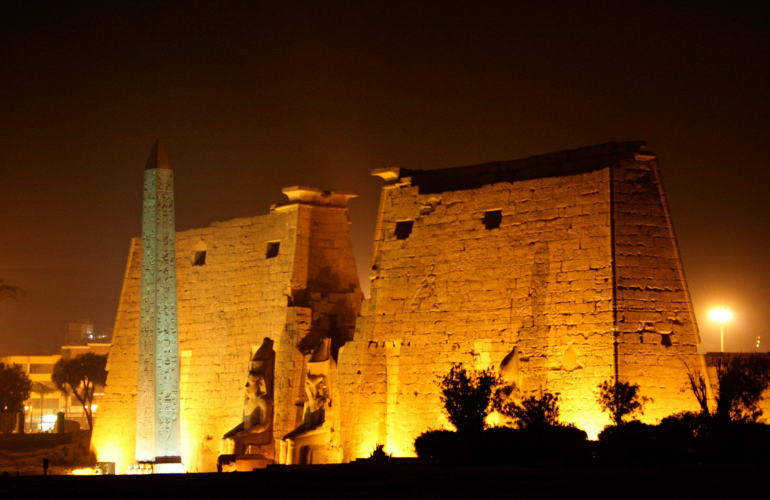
<box><xmin>1</xmin><ymin>1</ymin><xmax>768</xmax><ymax>355</ymax></box>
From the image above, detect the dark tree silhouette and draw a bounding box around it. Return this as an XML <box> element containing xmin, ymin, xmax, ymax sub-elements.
<box><xmin>496</xmin><ymin>389</ymin><xmax>561</xmax><ymax>429</ymax></box>
<box><xmin>0</xmin><ymin>362</ymin><xmax>32</xmax><ymax>412</ymax></box>
<box><xmin>596</xmin><ymin>381</ymin><xmax>651</xmax><ymax>426</ymax></box>
<box><xmin>686</xmin><ymin>353</ymin><xmax>770</xmax><ymax>423</ymax></box>
<box><xmin>0</xmin><ymin>362</ymin><xmax>32</xmax><ymax>433</ymax></box>
<box><xmin>439</xmin><ymin>363</ymin><xmax>501</xmax><ymax>433</ymax></box>
<box><xmin>51</xmin><ymin>353</ymin><xmax>108</xmax><ymax>430</ymax></box>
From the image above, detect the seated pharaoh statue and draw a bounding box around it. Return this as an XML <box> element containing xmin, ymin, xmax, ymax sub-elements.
<box><xmin>218</xmin><ymin>338</ymin><xmax>275</xmax><ymax>471</ymax></box>
<box><xmin>282</xmin><ymin>338</ymin><xmax>335</xmax><ymax>465</ymax></box>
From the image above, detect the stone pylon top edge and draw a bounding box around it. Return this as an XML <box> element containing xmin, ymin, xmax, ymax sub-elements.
<box><xmin>281</xmin><ymin>186</ymin><xmax>358</xmax><ymax>207</ymax></box>
<box><xmin>383</xmin><ymin>141</ymin><xmax>650</xmax><ymax>195</ymax></box>
<box><xmin>371</xmin><ymin>167</ymin><xmax>400</xmax><ymax>181</ymax></box>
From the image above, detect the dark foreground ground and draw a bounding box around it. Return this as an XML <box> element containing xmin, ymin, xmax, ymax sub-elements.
<box><xmin>1</xmin><ymin>461</ymin><xmax>768</xmax><ymax>500</ymax></box>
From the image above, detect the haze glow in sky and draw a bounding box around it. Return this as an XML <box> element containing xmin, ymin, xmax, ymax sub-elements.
<box><xmin>1</xmin><ymin>2</ymin><xmax>768</xmax><ymax>355</ymax></box>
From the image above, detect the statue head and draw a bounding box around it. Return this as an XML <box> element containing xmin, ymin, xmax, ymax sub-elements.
<box><xmin>242</xmin><ymin>338</ymin><xmax>274</xmax><ymax>426</ymax></box>
<box><xmin>250</xmin><ymin>338</ymin><xmax>274</xmax><ymax>374</ymax></box>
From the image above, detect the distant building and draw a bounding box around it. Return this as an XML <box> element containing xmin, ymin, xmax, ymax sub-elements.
<box><xmin>65</xmin><ymin>320</ymin><xmax>111</xmax><ymax>345</ymax></box>
<box><xmin>61</xmin><ymin>342</ymin><xmax>111</xmax><ymax>360</ymax></box>
<box><xmin>0</xmin><ymin>354</ymin><xmax>62</xmax><ymax>432</ymax></box>
<box><xmin>2</xmin><ymin>323</ymin><xmax>112</xmax><ymax>432</ymax></box>
<box><xmin>65</xmin><ymin>319</ymin><xmax>94</xmax><ymax>345</ymax></box>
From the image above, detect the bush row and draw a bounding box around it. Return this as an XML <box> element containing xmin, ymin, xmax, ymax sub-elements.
<box><xmin>414</xmin><ymin>425</ymin><xmax>590</xmax><ymax>465</ymax></box>
<box><xmin>598</xmin><ymin>416</ymin><xmax>770</xmax><ymax>465</ymax></box>
<box><xmin>415</xmin><ymin>417</ymin><xmax>770</xmax><ymax>466</ymax></box>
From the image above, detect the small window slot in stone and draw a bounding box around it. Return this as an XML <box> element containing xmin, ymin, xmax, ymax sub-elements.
<box><xmin>266</xmin><ymin>241</ymin><xmax>280</xmax><ymax>259</ymax></box>
<box><xmin>483</xmin><ymin>210</ymin><xmax>502</xmax><ymax>230</ymax></box>
<box><xmin>193</xmin><ymin>251</ymin><xmax>206</xmax><ymax>266</ymax></box>
<box><xmin>265</xmin><ymin>241</ymin><xmax>281</xmax><ymax>259</ymax></box>
<box><xmin>660</xmin><ymin>333</ymin><xmax>672</xmax><ymax>348</ymax></box>
<box><xmin>395</xmin><ymin>220</ymin><xmax>414</xmax><ymax>240</ymax></box>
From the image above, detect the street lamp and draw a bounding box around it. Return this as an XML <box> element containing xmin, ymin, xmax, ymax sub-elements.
<box><xmin>709</xmin><ymin>308</ymin><xmax>733</xmax><ymax>353</ymax></box>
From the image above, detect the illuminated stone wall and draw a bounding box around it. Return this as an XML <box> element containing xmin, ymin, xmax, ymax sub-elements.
<box><xmin>613</xmin><ymin>155</ymin><xmax>702</xmax><ymax>420</ymax></box>
<box><xmin>94</xmin><ymin>142</ymin><xmax>705</xmax><ymax>470</ymax></box>
<box><xmin>92</xmin><ymin>188</ymin><xmax>362</xmax><ymax>473</ymax></box>
<box><xmin>339</xmin><ymin>142</ymin><xmax>702</xmax><ymax>460</ymax></box>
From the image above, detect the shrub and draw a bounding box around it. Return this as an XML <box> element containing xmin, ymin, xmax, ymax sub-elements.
<box><xmin>686</xmin><ymin>353</ymin><xmax>770</xmax><ymax>424</ymax></box>
<box><xmin>708</xmin><ymin>421</ymin><xmax>770</xmax><ymax>465</ymax></box>
<box><xmin>595</xmin><ymin>380</ymin><xmax>651</xmax><ymax>426</ymax></box>
<box><xmin>659</xmin><ymin>411</ymin><xmax>707</xmax><ymax>437</ymax></box>
<box><xmin>414</xmin><ymin>425</ymin><xmax>589</xmax><ymax>465</ymax></box>
<box><xmin>496</xmin><ymin>390</ymin><xmax>561</xmax><ymax>429</ymax></box>
<box><xmin>414</xmin><ymin>429</ymin><xmax>463</xmax><ymax>461</ymax></box>
<box><xmin>368</xmin><ymin>444</ymin><xmax>391</xmax><ymax>462</ymax></box>
<box><xmin>439</xmin><ymin>363</ymin><xmax>501</xmax><ymax>433</ymax></box>
<box><xmin>597</xmin><ymin>420</ymin><xmax>663</xmax><ymax>463</ymax></box>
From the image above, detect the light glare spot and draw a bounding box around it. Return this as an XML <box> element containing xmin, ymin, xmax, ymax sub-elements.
<box><xmin>709</xmin><ymin>308</ymin><xmax>733</xmax><ymax>324</ymax></box>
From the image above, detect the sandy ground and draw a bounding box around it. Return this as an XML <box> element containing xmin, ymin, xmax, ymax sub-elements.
<box><xmin>0</xmin><ymin>447</ymin><xmax>90</xmax><ymax>476</ymax></box>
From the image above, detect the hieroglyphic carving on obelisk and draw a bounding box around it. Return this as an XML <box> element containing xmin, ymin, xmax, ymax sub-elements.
<box><xmin>136</xmin><ymin>140</ymin><xmax>181</xmax><ymax>463</ymax></box>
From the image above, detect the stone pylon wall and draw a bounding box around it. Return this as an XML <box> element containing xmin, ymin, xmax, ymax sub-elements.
<box><xmin>339</xmin><ymin>142</ymin><xmax>702</xmax><ymax>460</ymax></box>
<box><xmin>92</xmin><ymin>191</ymin><xmax>362</xmax><ymax>473</ymax></box>
<box><xmin>613</xmin><ymin>156</ymin><xmax>702</xmax><ymax>420</ymax></box>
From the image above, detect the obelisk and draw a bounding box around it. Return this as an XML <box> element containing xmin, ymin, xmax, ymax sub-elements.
<box><xmin>136</xmin><ymin>140</ymin><xmax>184</xmax><ymax>472</ymax></box>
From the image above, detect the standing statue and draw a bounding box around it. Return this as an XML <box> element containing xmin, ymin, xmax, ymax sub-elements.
<box><xmin>221</xmin><ymin>338</ymin><xmax>275</xmax><ymax>458</ymax></box>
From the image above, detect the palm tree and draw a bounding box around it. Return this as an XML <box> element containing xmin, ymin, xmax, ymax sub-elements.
<box><xmin>0</xmin><ymin>279</ymin><xmax>25</xmax><ymax>302</ymax></box>
<box><xmin>30</xmin><ymin>382</ymin><xmax>56</xmax><ymax>431</ymax></box>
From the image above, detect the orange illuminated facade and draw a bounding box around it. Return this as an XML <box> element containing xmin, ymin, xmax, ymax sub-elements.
<box><xmin>92</xmin><ymin>187</ymin><xmax>363</xmax><ymax>473</ymax></box>
<box><xmin>94</xmin><ymin>142</ymin><xmax>707</xmax><ymax>471</ymax></box>
<box><xmin>339</xmin><ymin>142</ymin><xmax>703</xmax><ymax>455</ymax></box>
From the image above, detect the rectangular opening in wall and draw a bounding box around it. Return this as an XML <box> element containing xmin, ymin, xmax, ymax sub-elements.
<box><xmin>483</xmin><ymin>210</ymin><xmax>503</xmax><ymax>230</ymax></box>
<box><xmin>395</xmin><ymin>220</ymin><xmax>414</xmax><ymax>240</ymax></box>
<box><xmin>266</xmin><ymin>241</ymin><xmax>280</xmax><ymax>259</ymax></box>
<box><xmin>193</xmin><ymin>251</ymin><xmax>206</xmax><ymax>266</ymax></box>
<box><xmin>660</xmin><ymin>333</ymin><xmax>672</xmax><ymax>347</ymax></box>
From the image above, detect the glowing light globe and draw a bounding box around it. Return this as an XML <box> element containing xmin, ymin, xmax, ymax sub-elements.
<box><xmin>709</xmin><ymin>308</ymin><xmax>733</xmax><ymax>324</ymax></box>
